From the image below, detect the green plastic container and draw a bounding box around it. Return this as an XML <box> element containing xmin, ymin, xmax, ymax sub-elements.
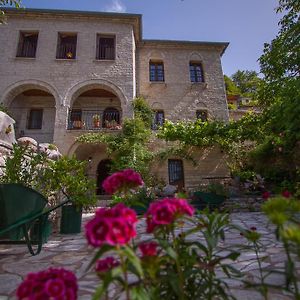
<box><xmin>60</xmin><ymin>205</ymin><xmax>82</xmax><ymax>234</ymax></box>
<box><xmin>192</xmin><ymin>191</ymin><xmax>226</xmax><ymax>210</ymax></box>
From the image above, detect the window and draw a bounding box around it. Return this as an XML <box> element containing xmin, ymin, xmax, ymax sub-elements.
<box><xmin>152</xmin><ymin>110</ymin><xmax>165</xmax><ymax>130</ymax></box>
<box><xmin>96</xmin><ymin>35</ymin><xmax>115</xmax><ymax>60</ymax></box>
<box><xmin>27</xmin><ymin>109</ymin><xmax>43</xmax><ymax>129</ymax></box>
<box><xmin>56</xmin><ymin>33</ymin><xmax>77</xmax><ymax>59</ymax></box>
<box><xmin>103</xmin><ymin>107</ymin><xmax>120</xmax><ymax>128</ymax></box>
<box><xmin>149</xmin><ymin>61</ymin><xmax>164</xmax><ymax>82</ymax></box>
<box><xmin>168</xmin><ymin>159</ymin><xmax>184</xmax><ymax>189</ymax></box>
<box><xmin>189</xmin><ymin>62</ymin><xmax>204</xmax><ymax>83</ymax></box>
<box><xmin>196</xmin><ymin>110</ymin><xmax>208</xmax><ymax>122</ymax></box>
<box><xmin>16</xmin><ymin>32</ymin><xmax>38</xmax><ymax>58</ymax></box>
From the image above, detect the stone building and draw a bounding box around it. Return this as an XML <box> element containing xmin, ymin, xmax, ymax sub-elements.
<box><xmin>0</xmin><ymin>8</ymin><xmax>230</xmax><ymax>192</ymax></box>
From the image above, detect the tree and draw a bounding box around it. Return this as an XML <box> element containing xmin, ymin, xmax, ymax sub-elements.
<box><xmin>224</xmin><ymin>75</ymin><xmax>240</xmax><ymax>96</ymax></box>
<box><xmin>77</xmin><ymin>97</ymin><xmax>155</xmax><ymax>184</ymax></box>
<box><xmin>231</xmin><ymin>70</ymin><xmax>261</xmax><ymax>98</ymax></box>
<box><xmin>0</xmin><ymin>0</ymin><xmax>21</xmax><ymax>24</ymax></box>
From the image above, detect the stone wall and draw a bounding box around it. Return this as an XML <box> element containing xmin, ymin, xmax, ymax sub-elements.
<box><xmin>137</xmin><ymin>42</ymin><xmax>229</xmax><ymax>122</ymax></box>
<box><xmin>0</xmin><ymin>11</ymin><xmax>137</xmax><ymax>153</ymax></box>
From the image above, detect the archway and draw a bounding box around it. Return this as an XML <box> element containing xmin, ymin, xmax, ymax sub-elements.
<box><xmin>96</xmin><ymin>159</ymin><xmax>112</xmax><ymax>195</ymax></box>
<box><xmin>5</xmin><ymin>87</ymin><xmax>56</xmax><ymax>143</ymax></box>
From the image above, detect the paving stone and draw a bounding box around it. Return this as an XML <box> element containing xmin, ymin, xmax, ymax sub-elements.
<box><xmin>0</xmin><ymin>274</ymin><xmax>22</xmax><ymax>294</ymax></box>
<box><xmin>0</xmin><ymin>212</ymin><xmax>298</xmax><ymax>298</ymax></box>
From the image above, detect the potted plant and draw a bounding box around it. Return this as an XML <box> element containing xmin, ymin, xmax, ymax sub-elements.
<box><xmin>46</xmin><ymin>157</ymin><xmax>97</xmax><ymax>234</ymax></box>
<box><xmin>92</xmin><ymin>114</ymin><xmax>101</xmax><ymax>128</ymax></box>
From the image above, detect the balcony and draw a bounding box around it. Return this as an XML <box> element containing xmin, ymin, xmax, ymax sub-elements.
<box><xmin>67</xmin><ymin>108</ymin><xmax>121</xmax><ymax>130</ymax></box>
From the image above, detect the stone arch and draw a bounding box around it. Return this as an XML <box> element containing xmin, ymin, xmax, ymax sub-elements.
<box><xmin>1</xmin><ymin>80</ymin><xmax>61</xmax><ymax>108</ymax></box>
<box><xmin>151</xmin><ymin>101</ymin><xmax>164</xmax><ymax>110</ymax></box>
<box><xmin>147</xmin><ymin>50</ymin><xmax>166</xmax><ymax>61</ymax></box>
<box><xmin>64</xmin><ymin>79</ymin><xmax>128</xmax><ymax>111</ymax></box>
<box><xmin>189</xmin><ymin>52</ymin><xmax>204</xmax><ymax>62</ymax></box>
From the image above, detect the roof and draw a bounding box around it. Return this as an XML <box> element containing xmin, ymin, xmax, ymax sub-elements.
<box><xmin>141</xmin><ymin>39</ymin><xmax>229</xmax><ymax>56</ymax></box>
<box><xmin>3</xmin><ymin>8</ymin><xmax>229</xmax><ymax>55</ymax></box>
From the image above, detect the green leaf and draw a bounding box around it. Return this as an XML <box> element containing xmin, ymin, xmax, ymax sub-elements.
<box><xmin>122</xmin><ymin>246</ymin><xmax>144</xmax><ymax>278</ymax></box>
<box><xmin>86</xmin><ymin>244</ymin><xmax>114</xmax><ymax>271</ymax></box>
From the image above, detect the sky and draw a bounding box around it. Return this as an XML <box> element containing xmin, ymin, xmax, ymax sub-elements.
<box><xmin>19</xmin><ymin>0</ymin><xmax>281</xmax><ymax>76</ymax></box>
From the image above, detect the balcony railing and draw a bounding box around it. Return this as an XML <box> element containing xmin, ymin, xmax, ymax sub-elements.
<box><xmin>67</xmin><ymin>109</ymin><xmax>121</xmax><ymax>130</ymax></box>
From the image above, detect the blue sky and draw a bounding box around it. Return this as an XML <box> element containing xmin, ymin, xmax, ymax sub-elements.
<box><xmin>20</xmin><ymin>0</ymin><xmax>281</xmax><ymax>76</ymax></box>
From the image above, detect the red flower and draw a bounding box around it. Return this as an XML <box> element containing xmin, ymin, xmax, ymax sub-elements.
<box><xmin>250</xmin><ymin>227</ymin><xmax>257</xmax><ymax>231</ymax></box>
<box><xmin>102</xmin><ymin>169</ymin><xmax>144</xmax><ymax>195</ymax></box>
<box><xmin>139</xmin><ymin>242</ymin><xmax>158</xmax><ymax>257</ymax></box>
<box><xmin>145</xmin><ymin>198</ymin><xmax>194</xmax><ymax>233</ymax></box>
<box><xmin>16</xmin><ymin>268</ymin><xmax>77</xmax><ymax>300</ymax></box>
<box><xmin>85</xmin><ymin>204</ymin><xmax>137</xmax><ymax>247</ymax></box>
<box><xmin>282</xmin><ymin>190</ymin><xmax>291</xmax><ymax>198</ymax></box>
<box><xmin>96</xmin><ymin>257</ymin><xmax>120</xmax><ymax>273</ymax></box>
<box><xmin>262</xmin><ymin>191</ymin><xmax>271</xmax><ymax>200</ymax></box>
<box><xmin>45</xmin><ymin>278</ymin><xmax>66</xmax><ymax>298</ymax></box>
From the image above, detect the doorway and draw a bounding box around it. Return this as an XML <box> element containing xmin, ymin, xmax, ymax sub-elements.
<box><xmin>168</xmin><ymin>159</ymin><xmax>185</xmax><ymax>192</ymax></box>
<box><xmin>96</xmin><ymin>159</ymin><xmax>112</xmax><ymax>195</ymax></box>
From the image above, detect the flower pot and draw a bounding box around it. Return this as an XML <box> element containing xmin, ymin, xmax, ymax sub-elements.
<box><xmin>60</xmin><ymin>205</ymin><xmax>82</xmax><ymax>234</ymax></box>
<box><xmin>72</xmin><ymin>120</ymin><xmax>83</xmax><ymax>129</ymax></box>
<box><xmin>93</xmin><ymin>121</ymin><xmax>100</xmax><ymax>128</ymax></box>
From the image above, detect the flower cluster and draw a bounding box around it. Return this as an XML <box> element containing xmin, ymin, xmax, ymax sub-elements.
<box><xmin>102</xmin><ymin>169</ymin><xmax>144</xmax><ymax>195</ymax></box>
<box><xmin>85</xmin><ymin>203</ymin><xmax>138</xmax><ymax>247</ymax></box>
<box><xmin>96</xmin><ymin>257</ymin><xmax>120</xmax><ymax>273</ymax></box>
<box><xmin>139</xmin><ymin>242</ymin><xmax>158</xmax><ymax>257</ymax></box>
<box><xmin>145</xmin><ymin>198</ymin><xmax>195</xmax><ymax>233</ymax></box>
<box><xmin>17</xmin><ymin>268</ymin><xmax>77</xmax><ymax>300</ymax></box>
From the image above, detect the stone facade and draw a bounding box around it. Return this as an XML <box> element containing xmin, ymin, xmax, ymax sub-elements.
<box><xmin>0</xmin><ymin>8</ymin><xmax>230</xmax><ymax>191</ymax></box>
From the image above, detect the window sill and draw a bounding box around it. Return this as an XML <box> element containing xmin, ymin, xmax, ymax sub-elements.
<box><xmin>55</xmin><ymin>58</ymin><xmax>77</xmax><ymax>62</ymax></box>
<box><xmin>191</xmin><ymin>82</ymin><xmax>207</xmax><ymax>88</ymax></box>
<box><xmin>15</xmin><ymin>57</ymin><xmax>36</xmax><ymax>60</ymax></box>
<box><xmin>93</xmin><ymin>59</ymin><xmax>115</xmax><ymax>62</ymax></box>
<box><xmin>149</xmin><ymin>82</ymin><xmax>167</xmax><ymax>86</ymax></box>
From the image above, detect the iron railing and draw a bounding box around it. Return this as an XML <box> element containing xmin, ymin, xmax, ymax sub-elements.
<box><xmin>67</xmin><ymin>109</ymin><xmax>121</xmax><ymax>130</ymax></box>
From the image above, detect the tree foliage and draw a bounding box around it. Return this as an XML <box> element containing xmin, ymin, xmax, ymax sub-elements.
<box><xmin>0</xmin><ymin>0</ymin><xmax>21</xmax><ymax>24</ymax></box>
<box><xmin>231</xmin><ymin>70</ymin><xmax>261</xmax><ymax>98</ymax></box>
<box><xmin>224</xmin><ymin>75</ymin><xmax>241</xmax><ymax>96</ymax></box>
<box><xmin>77</xmin><ymin>97</ymin><xmax>154</xmax><ymax>183</ymax></box>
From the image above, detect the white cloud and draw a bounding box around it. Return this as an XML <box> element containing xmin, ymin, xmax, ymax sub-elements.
<box><xmin>105</xmin><ymin>0</ymin><xmax>126</xmax><ymax>13</ymax></box>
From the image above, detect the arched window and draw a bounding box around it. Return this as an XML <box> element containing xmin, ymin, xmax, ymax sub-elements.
<box><xmin>102</xmin><ymin>107</ymin><xmax>120</xmax><ymax>128</ymax></box>
<box><xmin>151</xmin><ymin>110</ymin><xmax>165</xmax><ymax>130</ymax></box>
<box><xmin>149</xmin><ymin>60</ymin><xmax>165</xmax><ymax>82</ymax></box>
<box><xmin>189</xmin><ymin>62</ymin><xmax>204</xmax><ymax>83</ymax></box>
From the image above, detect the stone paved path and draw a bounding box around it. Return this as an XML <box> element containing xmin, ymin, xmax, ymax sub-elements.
<box><xmin>0</xmin><ymin>212</ymin><xmax>296</xmax><ymax>299</ymax></box>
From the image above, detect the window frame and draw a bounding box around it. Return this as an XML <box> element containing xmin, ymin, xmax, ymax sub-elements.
<box><xmin>189</xmin><ymin>62</ymin><xmax>204</xmax><ymax>83</ymax></box>
<box><xmin>149</xmin><ymin>61</ymin><xmax>165</xmax><ymax>82</ymax></box>
<box><xmin>27</xmin><ymin>108</ymin><xmax>43</xmax><ymax>130</ymax></box>
<box><xmin>16</xmin><ymin>31</ymin><xmax>39</xmax><ymax>58</ymax></box>
<box><xmin>56</xmin><ymin>32</ymin><xmax>78</xmax><ymax>59</ymax></box>
<box><xmin>96</xmin><ymin>34</ymin><xmax>116</xmax><ymax>60</ymax></box>
<box><xmin>168</xmin><ymin>159</ymin><xmax>184</xmax><ymax>186</ymax></box>
<box><xmin>151</xmin><ymin>110</ymin><xmax>165</xmax><ymax>130</ymax></box>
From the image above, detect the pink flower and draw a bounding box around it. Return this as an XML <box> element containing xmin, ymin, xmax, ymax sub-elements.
<box><xmin>17</xmin><ymin>268</ymin><xmax>77</xmax><ymax>300</ymax></box>
<box><xmin>139</xmin><ymin>242</ymin><xmax>158</xmax><ymax>257</ymax></box>
<box><xmin>45</xmin><ymin>279</ymin><xmax>66</xmax><ymax>298</ymax></box>
<box><xmin>85</xmin><ymin>204</ymin><xmax>137</xmax><ymax>247</ymax></box>
<box><xmin>262</xmin><ymin>191</ymin><xmax>271</xmax><ymax>200</ymax></box>
<box><xmin>102</xmin><ymin>169</ymin><xmax>144</xmax><ymax>195</ymax></box>
<box><xmin>282</xmin><ymin>190</ymin><xmax>291</xmax><ymax>198</ymax></box>
<box><xmin>145</xmin><ymin>198</ymin><xmax>194</xmax><ymax>233</ymax></box>
<box><xmin>96</xmin><ymin>257</ymin><xmax>120</xmax><ymax>273</ymax></box>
